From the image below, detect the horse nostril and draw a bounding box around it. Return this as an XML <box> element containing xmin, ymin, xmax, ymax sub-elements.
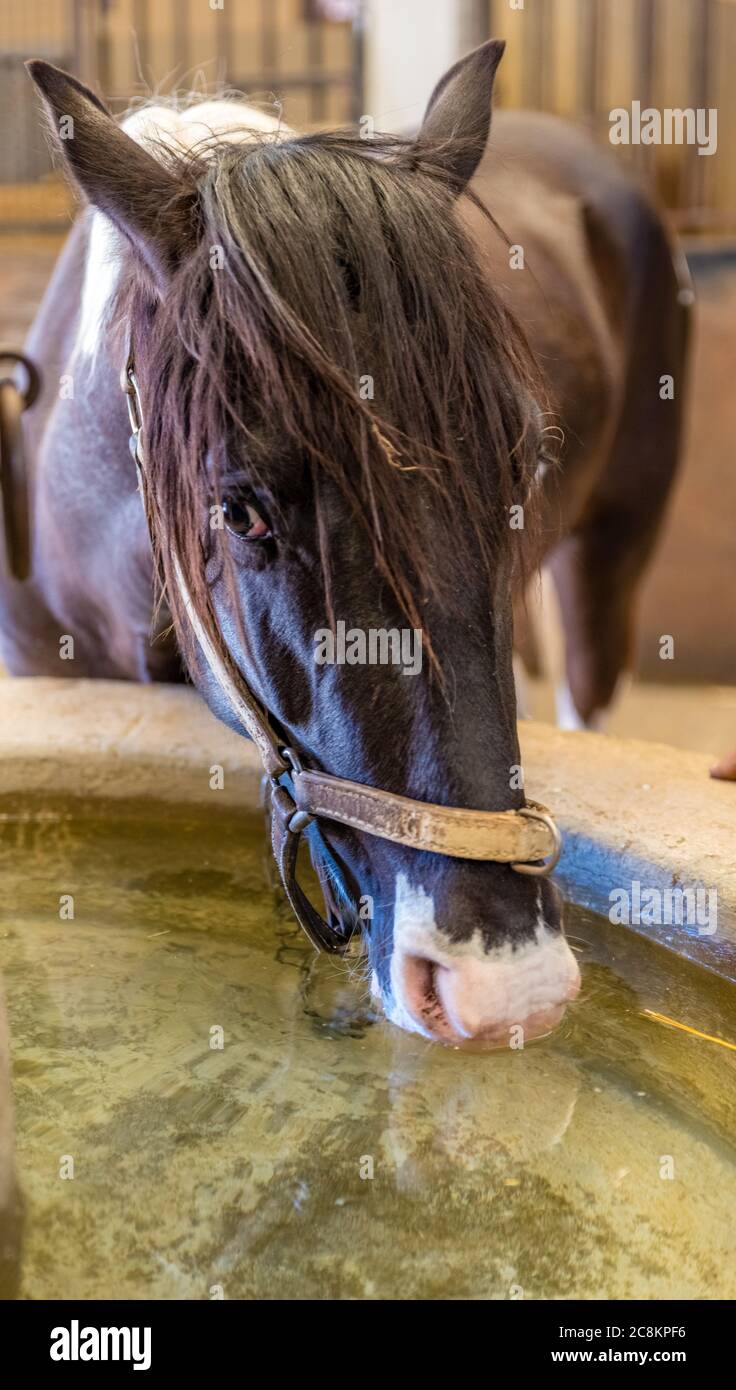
<box><xmin>391</xmin><ymin>938</ymin><xmax>581</xmax><ymax>1044</ymax></box>
<box><xmin>397</xmin><ymin>954</ymin><xmax>454</xmax><ymax>1038</ymax></box>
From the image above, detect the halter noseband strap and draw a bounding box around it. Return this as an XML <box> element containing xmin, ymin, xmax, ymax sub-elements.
<box><xmin>122</xmin><ymin>352</ymin><xmax>562</xmax><ymax>954</ymax></box>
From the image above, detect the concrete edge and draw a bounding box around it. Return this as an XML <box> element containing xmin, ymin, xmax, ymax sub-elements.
<box><xmin>519</xmin><ymin>721</ymin><xmax>736</xmax><ymax>979</ymax></box>
<box><xmin>1</xmin><ymin>678</ymin><xmax>735</xmax><ymax>980</ymax></box>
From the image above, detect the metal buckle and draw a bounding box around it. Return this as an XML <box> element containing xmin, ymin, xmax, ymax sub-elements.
<box><xmin>0</xmin><ymin>351</ymin><xmax>40</xmax><ymax>581</ymax></box>
<box><xmin>121</xmin><ymin>354</ymin><xmax>146</xmax><ymax>477</ymax></box>
<box><xmin>280</xmin><ymin>749</ymin><xmax>314</xmax><ymax>833</ymax></box>
<box><xmin>0</xmin><ymin>351</ymin><xmax>40</xmax><ymax>409</ymax></box>
<box><xmin>511</xmin><ymin>805</ymin><xmax>563</xmax><ymax>877</ymax></box>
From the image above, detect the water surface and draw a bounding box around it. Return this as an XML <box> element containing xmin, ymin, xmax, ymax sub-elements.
<box><xmin>1</xmin><ymin>796</ymin><xmax>735</xmax><ymax>1300</ymax></box>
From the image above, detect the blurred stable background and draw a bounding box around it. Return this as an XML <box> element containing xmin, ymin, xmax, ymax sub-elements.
<box><xmin>0</xmin><ymin>0</ymin><xmax>734</xmax><ymax>753</ymax></box>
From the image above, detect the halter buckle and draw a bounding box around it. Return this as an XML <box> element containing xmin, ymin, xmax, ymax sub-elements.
<box><xmin>511</xmin><ymin>804</ymin><xmax>563</xmax><ymax>877</ymax></box>
<box><xmin>278</xmin><ymin>750</ymin><xmax>313</xmax><ymax>831</ymax></box>
<box><xmin>0</xmin><ymin>350</ymin><xmax>40</xmax><ymax>582</ymax></box>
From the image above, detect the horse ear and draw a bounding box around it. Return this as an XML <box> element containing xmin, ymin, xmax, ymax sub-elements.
<box><xmin>26</xmin><ymin>60</ymin><xmax>190</xmax><ymax>290</ymax></box>
<box><xmin>417</xmin><ymin>39</ymin><xmax>505</xmax><ymax>192</ymax></box>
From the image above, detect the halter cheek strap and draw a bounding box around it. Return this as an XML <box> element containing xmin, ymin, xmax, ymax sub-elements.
<box><xmin>122</xmin><ymin>352</ymin><xmax>562</xmax><ymax>955</ymax></box>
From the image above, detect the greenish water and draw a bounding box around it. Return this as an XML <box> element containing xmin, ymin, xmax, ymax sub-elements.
<box><xmin>0</xmin><ymin>796</ymin><xmax>735</xmax><ymax>1300</ymax></box>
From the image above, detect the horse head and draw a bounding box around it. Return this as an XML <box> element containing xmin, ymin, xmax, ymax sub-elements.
<box><xmin>28</xmin><ymin>42</ymin><xmax>580</xmax><ymax>1044</ymax></box>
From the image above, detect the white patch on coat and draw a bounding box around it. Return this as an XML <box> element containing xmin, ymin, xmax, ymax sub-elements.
<box><xmin>513</xmin><ymin>652</ymin><xmax>530</xmax><ymax>719</ymax></box>
<box><xmin>74</xmin><ymin>99</ymin><xmax>288</xmax><ymax>361</ymax></box>
<box><xmin>557</xmin><ymin>671</ymin><xmax>632</xmax><ymax>732</ymax></box>
<box><xmin>76</xmin><ymin>209</ymin><xmax>125</xmax><ymax>360</ymax></box>
<box><xmin>556</xmin><ymin>680</ymin><xmax>595</xmax><ymax>731</ymax></box>
<box><xmin>386</xmin><ymin>872</ymin><xmax>579</xmax><ymax>1040</ymax></box>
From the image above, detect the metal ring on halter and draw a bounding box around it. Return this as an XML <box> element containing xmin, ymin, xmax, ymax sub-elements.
<box><xmin>511</xmin><ymin>805</ymin><xmax>562</xmax><ymax>877</ymax></box>
<box><xmin>0</xmin><ymin>351</ymin><xmax>40</xmax><ymax>410</ymax></box>
<box><xmin>0</xmin><ymin>350</ymin><xmax>41</xmax><ymax>582</ymax></box>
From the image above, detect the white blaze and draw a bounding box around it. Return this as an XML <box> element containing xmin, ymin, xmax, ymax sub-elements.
<box><xmin>75</xmin><ymin>98</ymin><xmax>289</xmax><ymax>362</ymax></box>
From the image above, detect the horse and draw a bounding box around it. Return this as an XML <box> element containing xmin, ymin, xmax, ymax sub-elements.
<box><xmin>0</xmin><ymin>41</ymin><xmax>689</xmax><ymax>1044</ymax></box>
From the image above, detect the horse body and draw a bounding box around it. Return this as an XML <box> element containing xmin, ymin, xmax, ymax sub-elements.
<box><xmin>0</xmin><ymin>44</ymin><xmax>688</xmax><ymax>1042</ymax></box>
<box><xmin>472</xmin><ymin>111</ymin><xmax>689</xmax><ymax>724</ymax></box>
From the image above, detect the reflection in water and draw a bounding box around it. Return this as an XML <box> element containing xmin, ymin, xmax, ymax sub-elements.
<box><xmin>1</xmin><ymin>796</ymin><xmax>735</xmax><ymax>1300</ymax></box>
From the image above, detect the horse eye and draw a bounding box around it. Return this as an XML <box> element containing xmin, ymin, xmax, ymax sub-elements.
<box><xmin>221</xmin><ymin>496</ymin><xmax>272</xmax><ymax>541</ymax></box>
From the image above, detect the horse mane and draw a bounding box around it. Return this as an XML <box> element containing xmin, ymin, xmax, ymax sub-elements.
<box><xmin>115</xmin><ymin>118</ymin><xmax>550</xmax><ymax>676</ymax></box>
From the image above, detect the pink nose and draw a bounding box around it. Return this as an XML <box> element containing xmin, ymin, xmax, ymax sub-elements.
<box><xmin>394</xmin><ymin>938</ymin><xmax>581</xmax><ymax>1044</ymax></box>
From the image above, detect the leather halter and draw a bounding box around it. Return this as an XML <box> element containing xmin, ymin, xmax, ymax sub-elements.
<box><xmin>120</xmin><ymin>352</ymin><xmax>561</xmax><ymax>952</ymax></box>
